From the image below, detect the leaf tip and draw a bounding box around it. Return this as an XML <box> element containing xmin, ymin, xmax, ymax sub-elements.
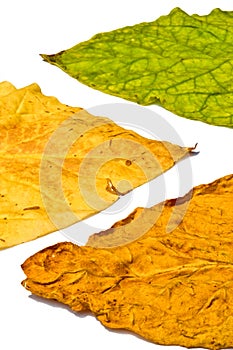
<box><xmin>188</xmin><ymin>143</ymin><xmax>199</xmax><ymax>156</ymax></box>
<box><xmin>40</xmin><ymin>53</ymin><xmax>60</xmax><ymax>65</ymax></box>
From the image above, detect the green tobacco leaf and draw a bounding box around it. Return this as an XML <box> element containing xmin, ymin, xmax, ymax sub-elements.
<box><xmin>41</xmin><ymin>8</ymin><xmax>233</xmax><ymax>128</ymax></box>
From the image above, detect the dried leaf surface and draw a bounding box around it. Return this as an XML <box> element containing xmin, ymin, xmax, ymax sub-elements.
<box><xmin>42</xmin><ymin>8</ymin><xmax>233</xmax><ymax>127</ymax></box>
<box><xmin>22</xmin><ymin>174</ymin><xmax>233</xmax><ymax>349</ymax></box>
<box><xmin>0</xmin><ymin>81</ymin><xmax>16</xmax><ymax>97</ymax></box>
<box><xmin>0</xmin><ymin>82</ymin><xmax>189</xmax><ymax>249</ymax></box>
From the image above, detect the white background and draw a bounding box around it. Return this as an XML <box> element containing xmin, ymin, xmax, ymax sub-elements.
<box><xmin>1</xmin><ymin>1</ymin><xmax>233</xmax><ymax>349</ymax></box>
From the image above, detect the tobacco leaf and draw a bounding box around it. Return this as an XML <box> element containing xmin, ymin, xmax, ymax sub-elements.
<box><xmin>0</xmin><ymin>82</ymin><xmax>190</xmax><ymax>249</ymax></box>
<box><xmin>42</xmin><ymin>8</ymin><xmax>233</xmax><ymax>128</ymax></box>
<box><xmin>22</xmin><ymin>174</ymin><xmax>233</xmax><ymax>350</ymax></box>
<box><xmin>0</xmin><ymin>81</ymin><xmax>16</xmax><ymax>97</ymax></box>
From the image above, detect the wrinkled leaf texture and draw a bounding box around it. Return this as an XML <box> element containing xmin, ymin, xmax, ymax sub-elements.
<box><xmin>42</xmin><ymin>8</ymin><xmax>233</xmax><ymax>128</ymax></box>
<box><xmin>22</xmin><ymin>174</ymin><xmax>233</xmax><ymax>350</ymax></box>
<box><xmin>0</xmin><ymin>82</ymin><xmax>190</xmax><ymax>248</ymax></box>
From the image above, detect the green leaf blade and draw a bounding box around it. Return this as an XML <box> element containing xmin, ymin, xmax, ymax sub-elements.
<box><xmin>42</xmin><ymin>7</ymin><xmax>233</xmax><ymax>127</ymax></box>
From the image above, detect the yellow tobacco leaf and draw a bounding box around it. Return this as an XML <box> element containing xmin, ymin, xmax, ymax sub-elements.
<box><xmin>0</xmin><ymin>81</ymin><xmax>16</xmax><ymax>97</ymax></box>
<box><xmin>0</xmin><ymin>82</ymin><xmax>190</xmax><ymax>249</ymax></box>
<box><xmin>22</xmin><ymin>174</ymin><xmax>233</xmax><ymax>350</ymax></box>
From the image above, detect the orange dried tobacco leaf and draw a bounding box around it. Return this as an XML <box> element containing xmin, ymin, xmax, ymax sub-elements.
<box><xmin>0</xmin><ymin>81</ymin><xmax>191</xmax><ymax>249</ymax></box>
<box><xmin>22</xmin><ymin>174</ymin><xmax>233</xmax><ymax>350</ymax></box>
